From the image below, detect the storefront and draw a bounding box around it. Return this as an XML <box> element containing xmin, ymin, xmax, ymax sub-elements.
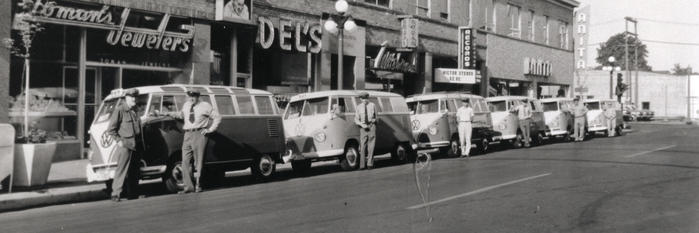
<box><xmin>6</xmin><ymin>0</ymin><xmax>252</xmax><ymax>160</ymax></box>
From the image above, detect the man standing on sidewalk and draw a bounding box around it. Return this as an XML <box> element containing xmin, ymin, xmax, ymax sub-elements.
<box><xmin>572</xmin><ymin>98</ymin><xmax>588</xmax><ymax>141</ymax></box>
<box><xmin>354</xmin><ymin>92</ymin><xmax>377</xmax><ymax>170</ymax></box>
<box><xmin>604</xmin><ymin>102</ymin><xmax>617</xmax><ymax>137</ymax></box>
<box><xmin>107</xmin><ymin>89</ymin><xmax>143</xmax><ymax>202</ymax></box>
<box><xmin>511</xmin><ymin>100</ymin><xmax>533</xmax><ymax>147</ymax></box>
<box><xmin>456</xmin><ymin>99</ymin><xmax>474</xmax><ymax>157</ymax></box>
<box><xmin>157</xmin><ymin>90</ymin><xmax>221</xmax><ymax>193</ymax></box>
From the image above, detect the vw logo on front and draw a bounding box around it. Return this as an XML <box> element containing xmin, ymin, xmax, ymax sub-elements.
<box><xmin>101</xmin><ymin>131</ymin><xmax>113</xmax><ymax>148</ymax></box>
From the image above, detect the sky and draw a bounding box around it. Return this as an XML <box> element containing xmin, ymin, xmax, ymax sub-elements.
<box><xmin>578</xmin><ymin>0</ymin><xmax>699</xmax><ymax>72</ymax></box>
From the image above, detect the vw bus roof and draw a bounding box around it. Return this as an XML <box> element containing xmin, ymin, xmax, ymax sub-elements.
<box><xmin>105</xmin><ymin>84</ymin><xmax>272</xmax><ymax>100</ymax></box>
<box><xmin>485</xmin><ymin>95</ymin><xmax>532</xmax><ymax>102</ymax></box>
<box><xmin>583</xmin><ymin>98</ymin><xmax>616</xmax><ymax>103</ymax></box>
<box><xmin>539</xmin><ymin>97</ymin><xmax>573</xmax><ymax>103</ymax></box>
<box><xmin>406</xmin><ymin>92</ymin><xmax>484</xmax><ymax>102</ymax></box>
<box><xmin>289</xmin><ymin>90</ymin><xmax>403</xmax><ymax>102</ymax></box>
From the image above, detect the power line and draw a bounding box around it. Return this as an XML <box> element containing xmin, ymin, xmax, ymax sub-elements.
<box><xmin>589</xmin><ymin>18</ymin><xmax>622</xmax><ymax>27</ymax></box>
<box><xmin>641</xmin><ymin>39</ymin><xmax>699</xmax><ymax>46</ymax></box>
<box><xmin>635</xmin><ymin>17</ymin><xmax>699</xmax><ymax>27</ymax></box>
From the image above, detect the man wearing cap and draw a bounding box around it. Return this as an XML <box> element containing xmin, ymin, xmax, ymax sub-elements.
<box><xmin>107</xmin><ymin>88</ymin><xmax>143</xmax><ymax>202</ymax></box>
<box><xmin>456</xmin><ymin>99</ymin><xmax>474</xmax><ymax>157</ymax></box>
<box><xmin>354</xmin><ymin>92</ymin><xmax>377</xmax><ymax>170</ymax></box>
<box><xmin>572</xmin><ymin>98</ymin><xmax>588</xmax><ymax>141</ymax></box>
<box><xmin>511</xmin><ymin>99</ymin><xmax>533</xmax><ymax>147</ymax></box>
<box><xmin>157</xmin><ymin>90</ymin><xmax>221</xmax><ymax>193</ymax></box>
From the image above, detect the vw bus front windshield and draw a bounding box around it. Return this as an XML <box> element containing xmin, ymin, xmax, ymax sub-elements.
<box><xmin>586</xmin><ymin>102</ymin><xmax>601</xmax><ymax>110</ymax></box>
<box><xmin>416</xmin><ymin>100</ymin><xmax>439</xmax><ymax>114</ymax></box>
<box><xmin>543</xmin><ymin>102</ymin><xmax>559</xmax><ymax>112</ymax></box>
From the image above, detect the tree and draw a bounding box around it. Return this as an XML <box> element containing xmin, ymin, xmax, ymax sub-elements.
<box><xmin>595</xmin><ymin>32</ymin><xmax>652</xmax><ymax>71</ymax></box>
<box><xmin>671</xmin><ymin>63</ymin><xmax>693</xmax><ymax>75</ymax></box>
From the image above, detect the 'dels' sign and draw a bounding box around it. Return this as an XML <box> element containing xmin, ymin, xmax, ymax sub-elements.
<box><xmin>28</xmin><ymin>0</ymin><xmax>194</xmax><ymax>52</ymax></box>
<box><xmin>257</xmin><ymin>16</ymin><xmax>322</xmax><ymax>53</ymax></box>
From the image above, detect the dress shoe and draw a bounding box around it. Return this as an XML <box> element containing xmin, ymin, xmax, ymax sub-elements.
<box><xmin>111</xmin><ymin>195</ymin><xmax>120</xmax><ymax>202</ymax></box>
<box><xmin>178</xmin><ymin>189</ymin><xmax>194</xmax><ymax>194</ymax></box>
<box><xmin>195</xmin><ymin>186</ymin><xmax>202</xmax><ymax>193</ymax></box>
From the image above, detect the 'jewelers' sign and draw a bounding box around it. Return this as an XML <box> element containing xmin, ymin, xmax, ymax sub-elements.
<box><xmin>28</xmin><ymin>0</ymin><xmax>194</xmax><ymax>52</ymax></box>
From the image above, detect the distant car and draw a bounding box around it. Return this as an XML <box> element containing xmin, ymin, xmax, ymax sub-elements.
<box><xmin>623</xmin><ymin>105</ymin><xmax>654</xmax><ymax>121</ymax></box>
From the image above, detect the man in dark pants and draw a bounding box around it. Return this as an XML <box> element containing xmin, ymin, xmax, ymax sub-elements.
<box><xmin>354</xmin><ymin>92</ymin><xmax>377</xmax><ymax>170</ymax></box>
<box><xmin>107</xmin><ymin>88</ymin><xmax>143</xmax><ymax>202</ymax></box>
<box><xmin>157</xmin><ymin>90</ymin><xmax>221</xmax><ymax>193</ymax></box>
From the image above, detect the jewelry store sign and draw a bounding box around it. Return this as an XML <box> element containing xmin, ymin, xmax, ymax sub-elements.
<box><xmin>26</xmin><ymin>0</ymin><xmax>194</xmax><ymax>52</ymax></box>
<box><xmin>435</xmin><ymin>68</ymin><xmax>476</xmax><ymax>84</ymax></box>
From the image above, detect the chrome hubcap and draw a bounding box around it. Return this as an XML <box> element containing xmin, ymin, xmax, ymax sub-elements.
<box><xmin>259</xmin><ymin>156</ymin><xmax>273</xmax><ymax>176</ymax></box>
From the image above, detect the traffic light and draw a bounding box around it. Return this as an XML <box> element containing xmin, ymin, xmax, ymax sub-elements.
<box><xmin>617</xmin><ymin>73</ymin><xmax>623</xmax><ymax>83</ymax></box>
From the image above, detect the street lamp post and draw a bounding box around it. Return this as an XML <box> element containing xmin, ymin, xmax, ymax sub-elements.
<box><xmin>602</xmin><ymin>56</ymin><xmax>621</xmax><ymax>99</ymax></box>
<box><xmin>324</xmin><ymin>0</ymin><xmax>356</xmax><ymax>90</ymax></box>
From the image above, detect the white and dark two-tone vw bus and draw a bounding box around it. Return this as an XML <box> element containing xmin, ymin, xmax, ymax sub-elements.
<box><xmin>406</xmin><ymin>92</ymin><xmax>500</xmax><ymax>156</ymax></box>
<box><xmin>282</xmin><ymin>91</ymin><xmax>415</xmax><ymax>172</ymax></box>
<box><xmin>486</xmin><ymin>96</ymin><xmax>546</xmax><ymax>148</ymax></box>
<box><xmin>87</xmin><ymin>85</ymin><xmax>285</xmax><ymax>193</ymax></box>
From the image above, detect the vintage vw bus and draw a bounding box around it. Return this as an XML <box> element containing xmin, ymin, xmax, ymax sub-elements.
<box><xmin>540</xmin><ymin>98</ymin><xmax>575</xmax><ymax>140</ymax></box>
<box><xmin>485</xmin><ymin>96</ymin><xmax>546</xmax><ymax>148</ymax></box>
<box><xmin>86</xmin><ymin>85</ymin><xmax>285</xmax><ymax>193</ymax></box>
<box><xmin>584</xmin><ymin>99</ymin><xmax>624</xmax><ymax>137</ymax></box>
<box><xmin>406</xmin><ymin>93</ymin><xmax>501</xmax><ymax>156</ymax></box>
<box><xmin>282</xmin><ymin>91</ymin><xmax>415</xmax><ymax>172</ymax></box>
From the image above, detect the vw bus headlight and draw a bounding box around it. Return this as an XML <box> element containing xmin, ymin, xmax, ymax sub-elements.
<box><xmin>428</xmin><ymin>125</ymin><xmax>438</xmax><ymax>135</ymax></box>
<box><xmin>314</xmin><ymin>132</ymin><xmax>327</xmax><ymax>143</ymax></box>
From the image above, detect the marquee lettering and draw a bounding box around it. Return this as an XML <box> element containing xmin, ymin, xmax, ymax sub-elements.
<box><xmin>257</xmin><ymin>16</ymin><xmax>322</xmax><ymax>53</ymax></box>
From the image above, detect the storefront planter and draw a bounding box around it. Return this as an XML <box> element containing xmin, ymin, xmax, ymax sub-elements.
<box><xmin>13</xmin><ymin>142</ymin><xmax>57</xmax><ymax>187</ymax></box>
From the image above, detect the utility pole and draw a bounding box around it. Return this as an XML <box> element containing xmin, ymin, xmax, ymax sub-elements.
<box><xmin>689</xmin><ymin>67</ymin><xmax>693</xmax><ymax>124</ymax></box>
<box><xmin>624</xmin><ymin>17</ymin><xmax>637</xmax><ymax>106</ymax></box>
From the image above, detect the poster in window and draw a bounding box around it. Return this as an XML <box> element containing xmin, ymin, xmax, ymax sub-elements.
<box><xmin>216</xmin><ymin>0</ymin><xmax>252</xmax><ymax>23</ymax></box>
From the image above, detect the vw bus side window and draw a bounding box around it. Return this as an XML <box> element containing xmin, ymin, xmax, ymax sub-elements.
<box><xmin>236</xmin><ymin>95</ymin><xmax>255</xmax><ymax>114</ymax></box>
<box><xmin>303</xmin><ymin>97</ymin><xmax>329</xmax><ymax>116</ymax></box>
<box><xmin>478</xmin><ymin>100</ymin><xmax>489</xmax><ymax>112</ymax></box>
<box><xmin>255</xmin><ymin>96</ymin><xmax>275</xmax><ymax>115</ymax></box>
<box><xmin>135</xmin><ymin>94</ymin><xmax>150</xmax><ymax>117</ymax></box>
<box><xmin>95</xmin><ymin>99</ymin><xmax>120</xmax><ymax>123</ymax></box>
<box><xmin>379</xmin><ymin>97</ymin><xmax>393</xmax><ymax>112</ymax></box>
<box><xmin>390</xmin><ymin>97</ymin><xmax>410</xmax><ymax>113</ymax></box>
<box><xmin>161</xmin><ymin>95</ymin><xmax>180</xmax><ymax>113</ymax></box>
<box><xmin>149</xmin><ymin>95</ymin><xmax>162</xmax><ymax>116</ymax></box>
<box><xmin>447</xmin><ymin>99</ymin><xmax>457</xmax><ymax>112</ymax></box>
<box><xmin>367</xmin><ymin>97</ymin><xmax>382</xmax><ymax>112</ymax></box>
<box><xmin>407</xmin><ymin>102</ymin><xmax>417</xmax><ymax>112</ymax></box>
<box><xmin>285</xmin><ymin>101</ymin><xmax>304</xmax><ymax>120</ymax></box>
<box><xmin>489</xmin><ymin>101</ymin><xmax>507</xmax><ymax>112</ymax></box>
<box><xmin>215</xmin><ymin>95</ymin><xmax>236</xmax><ymax>115</ymax></box>
<box><xmin>331</xmin><ymin>97</ymin><xmax>354</xmax><ymax>113</ymax></box>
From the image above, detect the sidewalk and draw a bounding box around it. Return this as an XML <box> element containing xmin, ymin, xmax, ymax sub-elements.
<box><xmin>0</xmin><ymin>159</ymin><xmax>106</xmax><ymax>213</ymax></box>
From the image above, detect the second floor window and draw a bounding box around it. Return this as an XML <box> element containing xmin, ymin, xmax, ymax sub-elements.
<box><xmin>544</xmin><ymin>16</ymin><xmax>550</xmax><ymax>45</ymax></box>
<box><xmin>363</xmin><ymin>0</ymin><xmax>390</xmax><ymax>8</ymax></box>
<box><xmin>416</xmin><ymin>0</ymin><xmax>429</xmax><ymax>17</ymax></box>
<box><xmin>507</xmin><ymin>4</ymin><xmax>521</xmax><ymax>38</ymax></box>
<box><xmin>559</xmin><ymin>21</ymin><xmax>569</xmax><ymax>49</ymax></box>
<box><xmin>527</xmin><ymin>10</ymin><xmax>535</xmax><ymax>41</ymax></box>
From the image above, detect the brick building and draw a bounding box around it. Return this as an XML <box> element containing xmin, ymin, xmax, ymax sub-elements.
<box><xmin>0</xmin><ymin>0</ymin><xmax>578</xmax><ymax>159</ymax></box>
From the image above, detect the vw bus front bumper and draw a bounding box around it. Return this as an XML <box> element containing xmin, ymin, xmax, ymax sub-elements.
<box><xmin>86</xmin><ymin>163</ymin><xmax>117</xmax><ymax>183</ymax></box>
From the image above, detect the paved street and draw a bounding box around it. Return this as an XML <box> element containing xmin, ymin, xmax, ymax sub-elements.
<box><xmin>2</xmin><ymin>123</ymin><xmax>699</xmax><ymax>233</ymax></box>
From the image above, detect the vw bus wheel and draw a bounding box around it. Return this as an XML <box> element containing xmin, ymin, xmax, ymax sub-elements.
<box><xmin>252</xmin><ymin>154</ymin><xmax>276</xmax><ymax>179</ymax></box>
<box><xmin>512</xmin><ymin>133</ymin><xmax>524</xmax><ymax>149</ymax></box>
<box><xmin>616</xmin><ymin>126</ymin><xmax>624</xmax><ymax>136</ymax></box>
<box><xmin>535</xmin><ymin>133</ymin><xmax>545</xmax><ymax>146</ymax></box>
<box><xmin>478</xmin><ymin>138</ymin><xmax>489</xmax><ymax>154</ymax></box>
<box><xmin>391</xmin><ymin>143</ymin><xmax>409</xmax><ymax>164</ymax></box>
<box><xmin>164</xmin><ymin>161</ymin><xmax>186</xmax><ymax>193</ymax></box>
<box><xmin>447</xmin><ymin>136</ymin><xmax>461</xmax><ymax>158</ymax></box>
<box><xmin>291</xmin><ymin>160</ymin><xmax>312</xmax><ymax>174</ymax></box>
<box><xmin>340</xmin><ymin>144</ymin><xmax>360</xmax><ymax>171</ymax></box>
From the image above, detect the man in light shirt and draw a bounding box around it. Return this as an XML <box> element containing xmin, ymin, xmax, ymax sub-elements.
<box><xmin>156</xmin><ymin>90</ymin><xmax>221</xmax><ymax>193</ymax></box>
<box><xmin>572</xmin><ymin>98</ymin><xmax>588</xmax><ymax>142</ymax></box>
<box><xmin>354</xmin><ymin>92</ymin><xmax>377</xmax><ymax>170</ymax></box>
<box><xmin>456</xmin><ymin>99</ymin><xmax>474</xmax><ymax>157</ymax></box>
<box><xmin>604</xmin><ymin>102</ymin><xmax>617</xmax><ymax>137</ymax></box>
<box><xmin>511</xmin><ymin>99</ymin><xmax>533</xmax><ymax>147</ymax></box>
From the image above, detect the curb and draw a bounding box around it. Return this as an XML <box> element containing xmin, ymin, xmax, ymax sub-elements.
<box><xmin>0</xmin><ymin>184</ymin><xmax>106</xmax><ymax>213</ymax></box>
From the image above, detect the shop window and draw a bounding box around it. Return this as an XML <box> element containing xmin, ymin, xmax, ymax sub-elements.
<box><xmin>255</xmin><ymin>96</ymin><xmax>275</xmax><ymax>115</ymax></box>
<box><xmin>362</xmin><ymin>0</ymin><xmax>390</xmax><ymax>8</ymax></box>
<box><xmin>236</xmin><ymin>95</ymin><xmax>255</xmax><ymax>114</ymax></box>
<box><xmin>416</xmin><ymin>0</ymin><xmax>429</xmax><ymax>17</ymax></box>
<box><xmin>215</xmin><ymin>95</ymin><xmax>237</xmax><ymax>115</ymax></box>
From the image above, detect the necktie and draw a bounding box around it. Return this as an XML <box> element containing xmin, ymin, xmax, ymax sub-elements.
<box><xmin>189</xmin><ymin>103</ymin><xmax>195</xmax><ymax>123</ymax></box>
<box><xmin>364</xmin><ymin>103</ymin><xmax>369</xmax><ymax>125</ymax></box>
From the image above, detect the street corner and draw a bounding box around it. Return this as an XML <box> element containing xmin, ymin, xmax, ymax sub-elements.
<box><xmin>0</xmin><ymin>184</ymin><xmax>106</xmax><ymax>213</ymax></box>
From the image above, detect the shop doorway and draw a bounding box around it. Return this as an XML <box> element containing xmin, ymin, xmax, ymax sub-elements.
<box><xmin>63</xmin><ymin>67</ymin><xmax>98</xmax><ymax>147</ymax></box>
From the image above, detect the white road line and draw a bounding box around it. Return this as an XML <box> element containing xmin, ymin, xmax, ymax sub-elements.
<box><xmin>406</xmin><ymin>173</ymin><xmax>551</xmax><ymax>210</ymax></box>
<box><xmin>624</xmin><ymin>145</ymin><xmax>677</xmax><ymax>158</ymax></box>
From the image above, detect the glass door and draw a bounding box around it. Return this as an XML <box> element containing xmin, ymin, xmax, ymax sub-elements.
<box><xmin>63</xmin><ymin>67</ymin><xmax>97</xmax><ymax>147</ymax></box>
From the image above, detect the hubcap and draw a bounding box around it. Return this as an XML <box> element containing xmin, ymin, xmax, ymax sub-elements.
<box><xmin>451</xmin><ymin>140</ymin><xmax>459</xmax><ymax>154</ymax></box>
<box><xmin>259</xmin><ymin>156</ymin><xmax>273</xmax><ymax>176</ymax></box>
<box><xmin>482</xmin><ymin>139</ymin><xmax>489</xmax><ymax>151</ymax></box>
<box><xmin>172</xmin><ymin>163</ymin><xmax>184</xmax><ymax>187</ymax></box>
<box><xmin>396</xmin><ymin>146</ymin><xmax>406</xmax><ymax>160</ymax></box>
<box><xmin>347</xmin><ymin>148</ymin><xmax>357</xmax><ymax>166</ymax></box>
